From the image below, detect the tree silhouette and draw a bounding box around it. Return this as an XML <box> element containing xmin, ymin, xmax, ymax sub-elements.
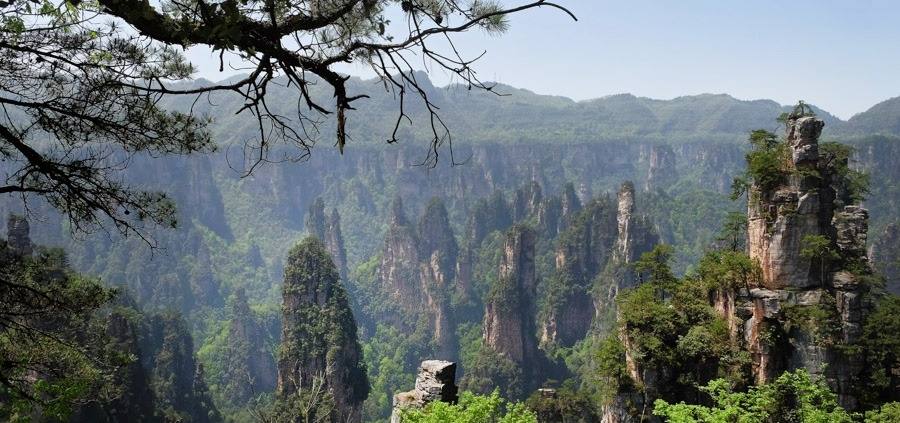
<box><xmin>1</xmin><ymin>0</ymin><xmax>575</xmax><ymax>240</ymax></box>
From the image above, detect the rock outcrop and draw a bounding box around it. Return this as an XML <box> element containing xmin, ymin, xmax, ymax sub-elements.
<box><xmin>646</xmin><ymin>144</ymin><xmax>677</xmax><ymax>191</ymax></box>
<box><xmin>390</xmin><ymin>360</ymin><xmax>458</xmax><ymax>423</ymax></box>
<box><xmin>870</xmin><ymin>223</ymin><xmax>900</xmax><ymax>294</ymax></box>
<box><xmin>6</xmin><ymin>214</ymin><xmax>32</xmax><ymax>256</ymax></box>
<box><xmin>540</xmin><ymin>196</ymin><xmax>618</xmax><ymax>347</ymax></box>
<box><xmin>483</xmin><ymin>225</ymin><xmax>539</xmax><ymax>367</ymax></box>
<box><xmin>513</xmin><ymin>181</ymin><xmax>543</xmax><ymax>222</ymax></box>
<box><xmin>728</xmin><ymin>116</ymin><xmax>869</xmax><ymax>407</ymax></box>
<box><xmin>305</xmin><ymin>198</ymin><xmax>348</xmax><ymax>280</ymax></box>
<box><xmin>593</xmin><ymin>182</ymin><xmax>660</xmax><ymax>331</ymax></box>
<box><xmin>277</xmin><ymin>237</ymin><xmax>368</xmax><ymax>422</ymax></box>
<box><xmin>417</xmin><ymin>199</ymin><xmax>459</xmax><ymax>359</ymax></box>
<box><xmin>375</xmin><ymin>196</ymin><xmax>458</xmax><ymax>359</ymax></box>
<box><xmin>221</xmin><ymin>289</ymin><xmax>277</xmax><ymax>404</ymax></box>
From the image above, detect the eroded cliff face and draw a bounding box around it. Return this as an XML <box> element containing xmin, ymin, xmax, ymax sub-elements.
<box><xmin>593</xmin><ymin>182</ymin><xmax>660</xmax><ymax>332</ymax></box>
<box><xmin>277</xmin><ymin>238</ymin><xmax>368</xmax><ymax>423</ymax></box>
<box><xmin>646</xmin><ymin>144</ymin><xmax>677</xmax><ymax>191</ymax></box>
<box><xmin>378</xmin><ymin>197</ymin><xmax>423</xmax><ymax>316</ymax></box>
<box><xmin>870</xmin><ymin>223</ymin><xmax>900</xmax><ymax>294</ymax></box>
<box><xmin>6</xmin><ymin>214</ymin><xmax>32</xmax><ymax>256</ymax></box>
<box><xmin>390</xmin><ymin>360</ymin><xmax>458</xmax><ymax>423</ymax></box>
<box><xmin>727</xmin><ymin>116</ymin><xmax>869</xmax><ymax>407</ymax></box>
<box><xmin>305</xmin><ymin>198</ymin><xmax>349</xmax><ymax>280</ymax></box>
<box><xmin>540</xmin><ymin>196</ymin><xmax>618</xmax><ymax>348</ymax></box>
<box><xmin>375</xmin><ymin>197</ymin><xmax>458</xmax><ymax>359</ymax></box>
<box><xmin>483</xmin><ymin>225</ymin><xmax>539</xmax><ymax>367</ymax></box>
<box><xmin>221</xmin><ymin>289</ymin><xmax>277</xmax><ymax>404</ymax></box>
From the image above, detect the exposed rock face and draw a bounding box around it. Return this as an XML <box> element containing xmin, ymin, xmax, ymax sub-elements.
<box><xmin>278</xmin><ymin>237</ymin><xmax>368</xmax><ymax>423</ymax></box>
<box><xmin>870</xmin><ymin>222</ymin><xmax>900</xmax><ymax>294</ymax></box>
<box><xmin>376</xmin><ymin>197</ymin><xmax>458</xmax><ymax>359</ymax></box>
<box><xmin>72</xmin><ymin>310</ymin><xmax>158</xmax><ymax>422</ymax></box>
<box><xmin>417</xmin><ymin>199</ymin><xmax>459</xmax><ymax>359</ymax></box>
<box><xmin>612</xmin><ymin>181</ymin><xmax>658</xmax><ymax>265</ymax></box>
<box><xmin>733</xmin><ymin>116</ymin><xmax>868</xmax><ymax>407</ymax></box>
<box><xmin>593</xmin><ymin>182</ymin><xmax>659</xmax><ymax>332</ymax></box>
<box><xmin>6</xmin><ymin>214</ymin><xmax>32</xmax><ymax>256</ymax></box>
<box><xmin>540</xmin><ymin>197</ymin><xmax>618</xmax><ymax>347</ymax></box>
<box><xmin>221</xmin><ymin>289</ymin><xmax>277</xmax><ymax>404</ymax></box>
<box><xmin>483</xmin><ymin>225</ymin><xmax>539</xmax><ymax>366</ymax></box>
<box><xmin>646</xmin><ymin>144</ymin><xmax>677</xmax><ymax>191</ymax></box>
<box><xmin>466</xmin><ymin>190</ymin><xmax>513</xmax><ymax>247</ymax></box>
<box><xmin>513</xmin><ymin>181</ymin><xmax>543</xmax><ymax>222</ymax></box>
<box><xmin>559</xmin><ymin>182</ymin><xmax>583</xmax><ymax>232</ymax></box>
<box><xmin>325</xmin><ymin>208</ymin><xmax>349</xmax><ymax>280</ymax></box>
<box><xmin>390</xmin><ymin>360</ymin><xmax>458</xmax><ymax>423</ymax></box>
<box><xmin>379</xmin><ymin>197</ymin><xmax>423</xmax><ymax>314</ymax></box>
<box><xmin>144</xmin><ymin>312</ymin><xmax>222</xmax><ymax>423</ymax></box>
<box><xmin>305</xmin><ymin>198</ymin><xmax>348</xmax><ymax>279</ymax></box>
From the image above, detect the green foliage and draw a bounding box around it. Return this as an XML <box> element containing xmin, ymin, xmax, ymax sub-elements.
<box><xmin>654</xmin><ymin>369</ymin><xmax>855</xmax><ymax>423</ymax></box>
<box><xmin>800</xmin><ymin>234</ymin><xmax>840</xmax><ymax>281</ymax></box>
<box><xmin>781</xmin><ymin>294</ymin><xmax>841</xmax><ymax>346</ymax></box>
<box><xmin>633</xmin><ymin>244</ymin><xmax>678</xmax><ymax>287</ymax></box>
<box><xmin>696</xmin><ymin>250</ymin><xmax>761</xmax><ymax>292</ymax></box>
<box><xmin>608</xmin><ymin>246</ymin><xmax>754</xmax><ymax>401</ymax></box>
<box><xmin>717</xmin><ymin>212</ymin><xmax>748</xmax><ymax>252</ymax></box>
<box><xmin>524</xmin><ymin>380</ymin><xmax>598</xmax><ymax>422</ymax></box>
<box><xmin>864</xmin><ymin>402</ymin><xmax>900</xmax><ymax>423</ymax></box>
<box><xmin>256</xmin><ymin>376</ymin><xmax>336</xmax><ymax>423</ymax></box>
<box><xmin>0</xmin><ymin>245</ymin><xmax>120</xmax><ymax>421</ymax></box>
<box><xmin>461</xmin><ymin>346</ymin><xmax>525</xmax><ymax>401</ymax></box>
<box><xmin>592</xmin><ymin>336</ymin><xmax>630</xmax><ymax>403</ymax></box>
<box><xmin>800</xmin><ymin>235</ymin><xmax>839</xmax><ymax>262</ymax></box>
<box><xmin>745</xmin><ymin>130</ymin><xmax>791</xmax><ymax>194</ymax></box>
<box><xmin>820</xmin><ymin>142</ymin><xmax>871</xmax><ymax>204</ymax></box>
<box><xmin>361</xmin><ymin>325</ymin><xmax>424</xmax><ymax>422</ymax></box>
<box><xmin>400</xmin><ymin>391</ymin><xmax>537</xmax><ymax>423</ymax></box>
<box><xmin>857</xmin><ymin>295</ymin><xmax>900</xmax><ymax>406</ymax></box>
<box><xmin>279</xmin><ymin>237</ymin><xmax>369</xmax><ymax>405</ymax></box>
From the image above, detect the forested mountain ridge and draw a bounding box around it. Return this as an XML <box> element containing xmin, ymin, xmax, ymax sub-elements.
<box><xmin>163</xmin><ymin>73</ymin><xmax>892</xmax><ymax>147</ymax></box>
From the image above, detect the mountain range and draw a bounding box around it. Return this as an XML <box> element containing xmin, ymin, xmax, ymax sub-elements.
<box><xmin>170</xmin><ymin>72</ymin><xmax>900</xmax><ymax>149</ymax></box>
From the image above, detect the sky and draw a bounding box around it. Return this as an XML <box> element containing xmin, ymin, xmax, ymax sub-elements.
<box><xmin>186</xmin><ymin>0</ymin><xmax>900</xmax><ymax>120</ymax></box>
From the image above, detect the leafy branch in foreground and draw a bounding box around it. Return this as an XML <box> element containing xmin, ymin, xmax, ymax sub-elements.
<box><xmin>2</xmin><ymin>0</ymin><xmax>575</xmax><ymax>241</ymax></box>
<box><xmin>0</xmin><ymin>241</ymin><xmax>120</xmax><ymax>420</ymax></box>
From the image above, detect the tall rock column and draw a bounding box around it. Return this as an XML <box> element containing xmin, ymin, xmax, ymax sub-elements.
<box><xmin>417</xmin><ymin>198</ymin><xmax>459</xmax><ymax>360</ymax></box>
<box><xmin>748</xmin><ymin>116</ymin><xmax>826</xmax><ymax>289</ymax></box>
<box><xmin>6</xmin><ymin>214</ymin><xmax>32</xmax><ymax>256</ymax></box>
<box><xmin>483</xmin><ymin>225</ymin><xmax>539</xmax><ymax>367</ymax></box>
<box><xmin>736</xmin><ymin>116</ymin><xmax>868</xmax><ymax>407</ymax></box>
<box><xmin>304</xmin><ymin>198</ymin><xmax>348</xmax><ymax>280</ymax></box>
<box><xmin>540</xmin><ymin>197</ymin><xmax>618</xmax><ymax>347</ymax></box>
<box><xmin>277</xmin><ymin>237</ymin><xmax>368</xmax><ymax>422</ymax></box>
<box><xmin>593</xmin><ymin>182</ymin><xmax>659</xmax><ymax>333</ymax></box>
<box><xmin>645</xmin><ymin>144</ymin><xmax>677</xmax><ymax>191</ymax></box>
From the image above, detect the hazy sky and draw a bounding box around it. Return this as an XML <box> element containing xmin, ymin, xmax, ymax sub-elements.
<box><xmin>186</xmin><ymin>0</ymin><xmax>900</xmax><ymax>119</ymax></box>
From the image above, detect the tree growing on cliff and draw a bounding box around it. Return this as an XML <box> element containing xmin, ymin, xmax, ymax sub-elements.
<box><xmin>800</xmin><ymin>234</ymin><xmax>840</xmax><ymax>284</ymax></box>
<box><xmin>1</xmin><ymin>0</ymin><xmax>574</xmax><ymax>239</ymax></box>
